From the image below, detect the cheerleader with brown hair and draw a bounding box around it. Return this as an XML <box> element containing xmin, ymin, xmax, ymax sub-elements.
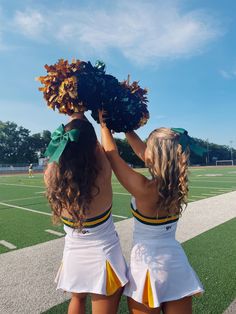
<box><xmin>44</xmin><ymin>112</ymin><xmax>128</xmax><ymax>314</ymax></box>
<box><xmin>38</xmin><ymin>59</ymin><xmax>132</xmax><ymax>314</ymax></box>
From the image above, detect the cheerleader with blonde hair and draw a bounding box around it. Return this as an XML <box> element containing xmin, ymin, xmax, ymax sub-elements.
<box><xmin>100</xmin><ymin>115</ymin><xmax>204</xmax><ymax>314</ymax></box>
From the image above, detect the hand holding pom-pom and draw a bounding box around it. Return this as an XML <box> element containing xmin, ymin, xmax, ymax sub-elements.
<box><xmin>92</xmin><ymin>76</ymin><xmax>149</xmax><ymax>132</ymax></box>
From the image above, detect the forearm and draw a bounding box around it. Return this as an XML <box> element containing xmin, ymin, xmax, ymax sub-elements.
<box><xmin>100</xmin><ymin>125</ymin><xmax>118</xmax><ymax>153</ymax></box>
<box><xmin>125</xmin><ymin>131</ymin><xmax>146</xmax><ymax>161</ymax></box>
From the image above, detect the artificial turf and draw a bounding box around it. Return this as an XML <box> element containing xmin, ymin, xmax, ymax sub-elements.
<box><xmin>0</xmin><ymin>167</ymin><xmax>236</xmax><ymax>254</ymax></box>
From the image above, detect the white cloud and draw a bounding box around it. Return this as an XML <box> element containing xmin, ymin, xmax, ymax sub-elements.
<box><xmin>9</xmin><ymin>1</ymin><xmax>223</xmax><ymax>64</ymax></box>
<box><xmin>220</xmin><ymin>69</ymin><xmax>236</xmax><ymax>79</ymax></box>
<box><xmin>13</xmin><ymin>9</ymin><xmax>48</xmax><ymax>40</ymax></box>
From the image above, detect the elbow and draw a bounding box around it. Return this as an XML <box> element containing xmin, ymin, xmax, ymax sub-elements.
<box><xmin>105</xmin><ymin>150</ymin><xmax>119</xmax><ymax>164</ymax></box>
<box><xmin>106</xmin><ymin>149</ymin><xmax>118</xmax><ymax>158</ymax></box>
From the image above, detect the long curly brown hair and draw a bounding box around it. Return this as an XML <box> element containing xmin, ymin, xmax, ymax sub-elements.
<box><xmin>145</xmin><ymin>128</ymin><xmax>189</xmax><ymax>215</ymax></box>
<box><xmin>45</xmin><ymin>119</ymin><xmax>100</xmax><ymax>228</ymax></box>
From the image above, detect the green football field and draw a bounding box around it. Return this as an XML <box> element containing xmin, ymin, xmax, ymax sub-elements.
<box><xmin>0</xmin><ymin>166</ymin><xmax>236</xmax><ymax>313</ymax></box>
<box><xmin>0</xmin><ymin>166</ymin><xmax>236</xmax><ymax>254</ymax></box>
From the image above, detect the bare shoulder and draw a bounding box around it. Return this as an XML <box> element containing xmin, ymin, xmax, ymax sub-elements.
<box><xmin>139</xmin><ymin>177</ymin><xmax>158</xmax><ymax>198</ymax></box>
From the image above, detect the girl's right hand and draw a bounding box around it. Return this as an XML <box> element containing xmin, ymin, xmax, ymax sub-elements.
<box><xmin>98</xmin><ymin>109</ymin><xmax>107</xmax><ymax>128</ymax></box>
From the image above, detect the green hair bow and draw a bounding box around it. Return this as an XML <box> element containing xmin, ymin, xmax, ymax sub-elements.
<box><xmin>45</xmin><ymin>124</ymin><xmax>80</xmax><ymax>163</ymax></box>
<box><xmin>171</xmin><ymin>128</ymin><xmax>207</xmax><ymax>157</ymax></box>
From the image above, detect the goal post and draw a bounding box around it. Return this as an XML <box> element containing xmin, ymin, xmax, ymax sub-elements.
<box><xmin>216</xmin><ymin>160</ymin><xmax>234</xmax><ymax>166</ymax></box>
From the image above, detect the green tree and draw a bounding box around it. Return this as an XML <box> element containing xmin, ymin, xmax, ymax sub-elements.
<box><xmin>115</xmin><ymin>138</ymin><xmax>145</xmax><ymax>167</ymax></box>
<box><xmin>0</xmin><ymin>121</ymin><xmax>34</xmax><ymax>163</ymax></box>
<box><xmin>0</xmin><ymin>121</ymin><xmax>51</xmax><ymax>164</ymax></box>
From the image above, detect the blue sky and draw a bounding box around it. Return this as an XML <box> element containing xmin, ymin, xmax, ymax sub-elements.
<box><xmin>0</xmin><ymin>0</ymin><xmax>235</xmax><ymax>148</ymax></box>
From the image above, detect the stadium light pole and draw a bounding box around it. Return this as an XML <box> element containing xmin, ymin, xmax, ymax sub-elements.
<box><xmin>229</xmin><ymin>140</ymin><xmax>233</xmax><ymax>160</ymax></box>
<box><xmin>206</xmin><ymin>139</ymin><xmax>209</xmax><ymax>165</ymax></box>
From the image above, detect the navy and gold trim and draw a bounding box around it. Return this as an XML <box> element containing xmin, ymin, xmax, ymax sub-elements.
<box><xmin>131</xmin><ymin>203</ymin><xmax>179</xmax><ymax>226</ymax></box>
<box><xmin>61</xmin><ymin>206</ymin><xmax>112</xmax><ymax>229</ymax></box>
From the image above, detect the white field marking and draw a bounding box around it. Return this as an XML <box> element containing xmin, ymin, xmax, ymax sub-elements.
<box><xmin>36</xmin><ymin>190</ymin><xmax>130</xmax><ymax>196</ymax></box>
<box><xmin>0</xmin><ymin>202</ymin><xmax>51</xmax><ymax>216</ymax></box>
<box><xmin>113</xmin><ymin>214</ymin><xmax>128</xmax><ymax>219</ymax></box>
<box><xmin>0</xmin><ymin>240</ymin><xmax>17</xmax><ymax>249</ymax></box>
<box><xmin>189</xmin><ymin>186</ymin><xmax>232</xmax><ymax>190</ymax></box>
<box><xmin>201</xmin><ymin>193</ymin><xmax>217</xmax><ymax>196</ymax></box>
<box><xmin>0</xmin><ymin>182</ymin><xmax>42</xmax><ymax>188</ymax></box>
<box><xmin>2</xmin><ymin>195</ymin><xmax>43</xmax><ymax>203</ymax></box>
<box><xmin>113</xmin><ymin>192</ymin><xmax>130</xmax><ymax>195</ymax></box>
<box><xmin>0</xmin><ymin>201</ymin><xmax>128</xmax><ymax>220</ymax></box>
<box><xmin>190</xmin><ymin>195</ymin><xmax>204</xmax><ymax>199</ymax></box>
<box><xmin>218</xmin><ymin>189</ymin><xmax>233</xmax><ymax>192</ymax></box>
<box><xmin>190</xmin><ymin>180</ymin><xmax>236</xmax><ymax>184</ymax></box>
<box><xmin>197</xmin><ymin>174</ymin><xmax>223</xmax><ymax>177</ymax></box>
<box><xmin>35</xmin><ymin>191</ymin><xmax>45</xmax><ymax>194</ymax></box>
<box><xmin>45</xmin><ymin>229</ymin><xmax>64</xmax><ymax>237</ymax></box>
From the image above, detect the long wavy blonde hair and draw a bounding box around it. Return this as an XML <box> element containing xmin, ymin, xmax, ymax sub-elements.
<box><xmin>145</xmin><ymin>127</ymin><xmax>189</xmax><ymax>215</ymax></box>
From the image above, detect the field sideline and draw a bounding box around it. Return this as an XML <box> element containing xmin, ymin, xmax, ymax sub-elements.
<box><xmin>0</xmin><ymin>166</ymin><xmax>236</xmax><ymax>254</ymax></box>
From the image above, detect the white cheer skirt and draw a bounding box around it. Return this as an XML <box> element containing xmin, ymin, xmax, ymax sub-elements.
<box><xmin>123</xmin><ymin>207</ymin><xmax>204</xmax><ymax>308</ymax></box>
<box><xmin>55</xmin><ymin>213</ymin><xmax>128</xmax><ymax>296</ymax></box>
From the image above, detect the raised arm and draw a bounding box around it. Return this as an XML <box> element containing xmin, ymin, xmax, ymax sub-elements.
<box><xmin>100</xmin><ymin>115</ymin><xmax>149</xmax><ymax>198</ymax></box>
<box><xmin>125</xmin><ymin>131</ymin><xmax>146</xmax><ymax>162</ymax></box>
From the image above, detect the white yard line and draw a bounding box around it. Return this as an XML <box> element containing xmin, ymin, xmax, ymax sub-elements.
<box><xmin>45</xmin><ymin>230</ymin><xmax>64</xmax><ymax>237</ymax></box>
<box><xmin>190</xmin><ymin>195</ymin><xmax>204</xmax><ymax>199</ymax></box>
<box><xmin>113</xmin><ymin>214</ymin><xmax>128</xmax><ymax>219</ymax></box>
<box><xmin>0</xmin><ymin>201</ymin><xmax>127</xmax><ymax>220</ymax></box>
<box><xmin>191</xmin><ymin>180</ymin><xmax>236</xmax><ymax>183</ymax></box>
<box><xmin>35</xmin><ymin>190</ymin><xmax>130</xmax><ymax>196</ymax></box>
<box><xmin>0</xmin><ymin>202</ymin><xmax>51</xmax><ymax>216</ymax></box>
<box><xmin>1</xmin><ymin>195</ymin><xmax>43</xmax><ymax>203</ymax></box>
<box><xmin>190</xmin><ymin>186</ymin><xmax>233</xmax><ymax>190</ymax></box>
<box><xmin>0</xmin><ymin>240</ymin><xmax>17</xmax><ymax>250</ymax></box>
<box><xmin>0</xmin><ymin>183</ymin><xmax>42</xmax><ymax>188</ymax></box>
<box><xmin>113</xmin><ymin>192</ymin><xmax>130</xmax><ymax>195</ymax></box>
<box><xmin>218</xmin><ymin>189</ymin><xmax>233</xmax><ymax>192</ymax></box>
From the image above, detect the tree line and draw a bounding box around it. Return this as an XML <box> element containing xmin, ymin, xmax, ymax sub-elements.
<box><xmin>0</xmin><ymin>121</ymin><xmax>235</xmax><ymax>166</ymax></box>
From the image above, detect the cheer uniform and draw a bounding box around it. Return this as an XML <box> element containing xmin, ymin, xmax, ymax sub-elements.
<box><xmin>55</xmin><ymin>207</ymin><xmax>128</xmax><ymax>295</ymax></box>
<box><xmin>123</xmin><ymin>198</ymin><xmax>204</xmax><ymax>308</ymax></box>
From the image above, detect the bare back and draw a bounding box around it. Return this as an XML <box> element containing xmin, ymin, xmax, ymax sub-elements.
<box><xmin>133</xmin><ymin>178</ymin><xmax>176</xmax><ymax>218</ymax></box>
<box><xmin>84</xmin><ymin>143</ymin><xmax>112</xmax><ymax>217</ymax></box>
<box><xmin>44</xmin><ymin>142</ymin><xmax>112</xmax><ymax>220</ymax></box>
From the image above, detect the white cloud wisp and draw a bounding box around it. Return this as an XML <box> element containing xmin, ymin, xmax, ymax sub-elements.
<box><xmin>10</xmin><ymin>1</ymin><xmax>223</xmax><ymax>65</ymax></box>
